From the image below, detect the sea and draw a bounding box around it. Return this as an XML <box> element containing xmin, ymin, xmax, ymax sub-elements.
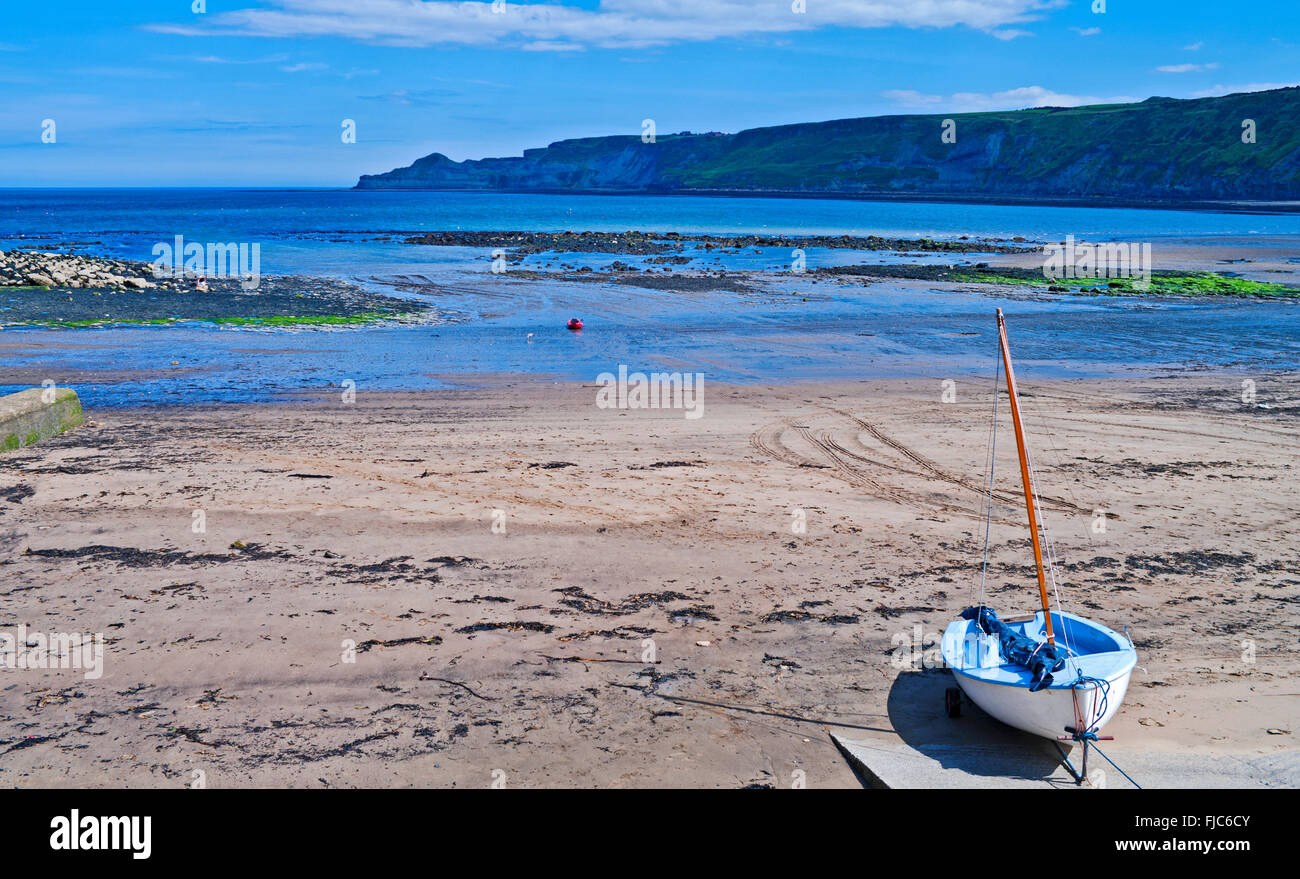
<box><xmin>2</xmin><ymin>188</ymin><xmax>1298</xmax><ymax>408</ymax></box>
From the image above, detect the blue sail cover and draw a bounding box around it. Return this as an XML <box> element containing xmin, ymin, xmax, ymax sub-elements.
<box><xmin>961</xmin><ymin>607</ymin><xmax>1066</xmax><ymax>692</ymax></box>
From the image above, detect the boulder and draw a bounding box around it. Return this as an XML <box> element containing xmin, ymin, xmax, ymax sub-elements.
<box><xmin>0</xmin><ymin>388</ymin><xmax>85</xmax><ymax>452</ymax></box>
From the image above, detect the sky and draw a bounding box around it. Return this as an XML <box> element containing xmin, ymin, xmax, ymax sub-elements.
<box><xmin>0</xmin><ymin>0</ymin><xmax>1295</xmax><ymax>187</ymax></box>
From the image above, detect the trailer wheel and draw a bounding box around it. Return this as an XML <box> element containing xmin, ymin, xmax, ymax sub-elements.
<box><xmin>945</xmin><ymin>687</ymin><xmax>962</xmax><ymax>718</ymax></box>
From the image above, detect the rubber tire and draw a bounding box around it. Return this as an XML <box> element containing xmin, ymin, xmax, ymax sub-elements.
<box><xmin>945</xmin><ymin>686</ymin><xmax>962</xmax><ymax>718</ymax></box>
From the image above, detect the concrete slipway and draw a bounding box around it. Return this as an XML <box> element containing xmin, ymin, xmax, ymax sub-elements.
<box><xmin>831</xmin><ymin>670</ymin><xmax>1297</xmax><ymax>789</ymax></box>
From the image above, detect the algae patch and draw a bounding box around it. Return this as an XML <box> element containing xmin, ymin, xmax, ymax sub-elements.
<box><xmin>816</xmin><ymin>263</ymin><xmax>1300</xmax><ymax>298</ymax></box>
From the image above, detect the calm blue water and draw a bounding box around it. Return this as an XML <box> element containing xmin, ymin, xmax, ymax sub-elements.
<box><xmin>5</xmin><ymin>189</ymin><xmax>1300</xmax><ymax>267</ymax></box>
<box><xmin>1</xmin><ymin>189</ymin><xmax>1298</xmax><ymax>407</ymax></box>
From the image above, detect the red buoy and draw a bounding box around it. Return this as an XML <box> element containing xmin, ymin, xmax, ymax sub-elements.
<box><xmin>567</xmin><ymin>318</ymin><xmax>583</xmax><ymax>330</ymax></box>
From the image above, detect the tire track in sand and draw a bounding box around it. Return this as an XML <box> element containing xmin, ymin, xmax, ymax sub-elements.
<box><xmin>749</xmin><ymin>418</ymin><xmax>948</xmax><ymax>514</ymax></box>
<box><xmin>827</xmin><ymin>407</ymin><xmax>1090</xmax><ymax>516</ymax></box>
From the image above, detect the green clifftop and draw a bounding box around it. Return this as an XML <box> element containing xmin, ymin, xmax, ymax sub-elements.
<box><xmin>356</xmin><ymin>88</ymin><xmax>1300</xmax><ymax>202</ymax></box>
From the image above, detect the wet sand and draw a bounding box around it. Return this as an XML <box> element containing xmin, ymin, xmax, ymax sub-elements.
<box><xmin>1</xmin><ymin>374</ymin><xmax>1296</xmax><ymax>787</ymax></box>
<box><xmin>982</xmin><ymin>237</ymin><xmax>1300</xmax><ymax>286</ymax></box>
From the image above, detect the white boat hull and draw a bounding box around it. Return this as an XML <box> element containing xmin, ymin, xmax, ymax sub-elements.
<box><xmin>942</xmin><ymin>610</ymin><xmax>1136</xmax><ymax>742</ymax></box>
<box><xmin>951</xmin><ymin>663</ymin><xmax>1132</xmax><ymax>742</ymax></box>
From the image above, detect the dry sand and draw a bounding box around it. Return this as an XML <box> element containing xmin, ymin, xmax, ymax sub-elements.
<box><xmin>1</xmin><ymin>374</ymin><xmax>1297</xmax><ymax>788</ymax></box>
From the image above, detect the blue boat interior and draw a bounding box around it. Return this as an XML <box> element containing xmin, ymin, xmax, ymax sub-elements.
<box><xmin>943</xmin><ymin>610</ymin><xmax>1136</xmax><ymax>689</ymax></box>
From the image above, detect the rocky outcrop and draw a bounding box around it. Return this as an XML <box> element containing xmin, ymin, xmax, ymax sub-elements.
<box><xmin>399</xmin><ymin>229</ymin><xmax>1030</xmax><ymax>254</ymax></box>
<box><xmin>357</xmin><ymin>87</ymin><xmax>1300</xmax><ymax>202</ymax></box>
<box><xmin>0</xmin><ymin>251</ymin><xmax>170</xmax><ymax>290</ymax></box>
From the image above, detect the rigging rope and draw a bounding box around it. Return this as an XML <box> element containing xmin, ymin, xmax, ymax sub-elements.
<box><xmin>1027</xmin><ymin>438</ymin><xmax>1078</xmax><ymax>661</ymax></box>
<box><xmin>1069</xmin><ymin>672</ymin><xmax>1142</xmax><ymax>789</ymax></box>
<box><xmin>1088</xmin><ymin>740</ymin><xmax>1143</xmax><ymax>790</ymax></box>
<box><xmin>977</xmin><ymin>348</ymin><xmax>1001</xmax><ymax>611</ymax></box>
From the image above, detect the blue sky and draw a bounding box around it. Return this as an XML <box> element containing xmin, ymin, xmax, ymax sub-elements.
<box><xmin>1</xmin><ymin>0</ymin><xmax>1295</xmax><ymax>186</ymax></box>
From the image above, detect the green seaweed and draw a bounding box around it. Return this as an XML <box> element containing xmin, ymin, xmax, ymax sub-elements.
<box><xmin>209</xmin><ymin>311</ymin><xmax>412</xmax><ymax>327</ymax></box>
<box><xmin>1092</xmin><ymin>273</ymin><xmax>1296</xmax><ymax>297</ymax></box>
<box><xmin>949</xmin><ymin>272</ymin><xmax>1043</xmax><ymax>287</ymax></box>
<box><xmin>950</xmin><ymin>269</ymin><xmax>1298</xmax><ymax>297</ymax></box>
<box><xmin>2</xmin><ymin>311</ymin><xmax>418</xmax><ymax>330</ymax></box>
<box><xmin>59</xmin><ymin>400</ymin><xmax>85</xmax><ymax>432</ymax></box>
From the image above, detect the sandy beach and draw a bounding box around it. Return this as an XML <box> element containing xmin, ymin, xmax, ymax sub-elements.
<box><xmin>9</xmin><ymin>6</ymin><xmax>1300</xmax><ymax>863</ymax></box>
<box><xmin>2</xmin><ymin>372</ymin><xmax>1296</xmax><ymax>788</ymax></box>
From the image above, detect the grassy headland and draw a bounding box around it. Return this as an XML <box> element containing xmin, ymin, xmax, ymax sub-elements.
<box><xmin>359</xmin><ymin>87</ymin><xmax>1300</xmax><ymax>204</ymax></box>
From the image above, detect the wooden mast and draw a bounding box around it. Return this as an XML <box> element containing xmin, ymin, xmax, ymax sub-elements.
<box><xmin>995</xmin><ymin>308</ymin><xmax>1056</xmax><ymax>645</ymax></box>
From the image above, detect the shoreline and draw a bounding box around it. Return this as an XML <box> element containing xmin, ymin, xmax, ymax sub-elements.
<box><xmin>4</xmin><ymin>227</ymin><xmax>1300</xmax><ymax>412</ymax></box>
<box><xmin>349</xmin><ymin>186</ymin><xmax>1300</xmax><ymax>215</ymax></box>
<box><xmin>6</xmin><ymin>232</ymin><xmax>1299</xmax><ymax>331</ymax></box>
<box><xmin>6</xmin><ymin>186</ymin><xmax>1300</xmax><ymax>216</ymax></box>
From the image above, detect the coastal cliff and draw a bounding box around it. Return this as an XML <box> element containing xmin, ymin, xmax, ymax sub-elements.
<box><xmin>356</xmin><ymin>87</ymin><xmax>1300</xmax><ymax>202</ymax></box>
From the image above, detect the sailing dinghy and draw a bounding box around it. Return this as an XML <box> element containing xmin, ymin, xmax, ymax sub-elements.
<box><xmin>940</xmin><ymin>309</ymin><xmax>1137</xmax><ymax>784</ymax></box>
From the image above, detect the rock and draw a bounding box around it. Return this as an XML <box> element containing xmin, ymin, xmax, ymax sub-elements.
<box><xmin>25</xmin><ymin>272</ymin><xmax>55</xmax><ymax>287</ymax></box>
<box><xmin>123</xmin><ymin>277</ymin><xmax>155</xmax><ymax>290</ymax></box>
<box><xmin>1</xmin><ymin>388</ymin><xmax>85</xmax><ymax>452</ymax></box>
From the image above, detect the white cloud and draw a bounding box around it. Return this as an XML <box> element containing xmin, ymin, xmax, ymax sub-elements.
<box><xmin>882</xmin><ymin>85</ymin><xmax>1131</xmax><ymax>112</ymax></box>
<box><xmin>144</xmin><ymin>0</ymin><xmax>1068</xmax><ymax>49</ymax></box>
<box><xmin>1184</xmin><ymin>41</ymin><xmax>1203</xmax><ymax>50</ymax></box>
<box><xmin>889</xmin><ymin>81</ymin><xmax>1299</xmax><ymax>107</ymax></box>
<box><xmin>1155</xmin><ymin>63</ymin><xmax>1219</xmax><ymax>73</ymax></box>
<box><xmin>521</xmin><ymin>41</ymin><xmax>586</xmax><ymax>52</ymax></box>
<box><xmin>281</xmin><ymin>62</ymin><xmax>327</xmax><ymax>72</ymax></box>
<box><xmin>1191</xmin><ymin>82</ymin><xmax>1299</xmax><ymax>98</ymax></box>
<box><xmin>1071</xmin><ymin>26</ymin><xmax>1101</xmax><ymax>36</ymax></box>
<box><xmin>184</xmin><ymin>53</ymin><xmax>291</xmax><ymax>65</ymax></box>
<box><xmin>881</xmin><ymin>89</ymin><xmax>945</xmax><ymax>106</ymax></box>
